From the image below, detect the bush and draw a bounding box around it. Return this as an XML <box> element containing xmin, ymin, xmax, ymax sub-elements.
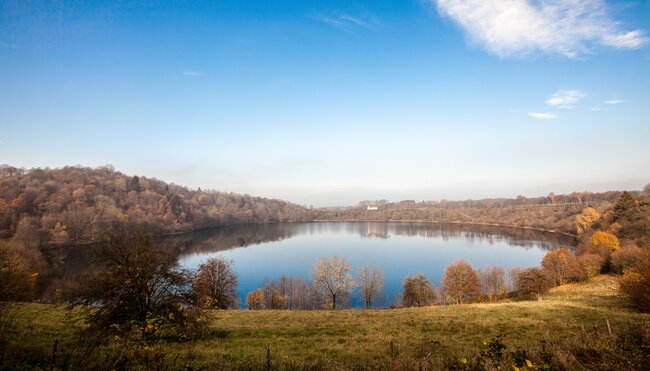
<box><xmin>619</xmin><ymin>251</ymin><xmax>650</xmax><ymax>312</ymax></box>
<box><xmin>611</xmin><ymin>244</ymin><xmax>644</xmax><ymax>274</ymax></box>
<box><xmin>516</xmin><ymin>268</ymin><xmax>551</xmax><ymax>300</ymax></box>
<box><xmin>579</xmin><ymin>254</ymin><xmax>605</xmax><ymax>279</ymax></box>
<box><xmin>73</xmin><ymin>233</ymin><xmax>192</xmax><ymax>333</ymax></box>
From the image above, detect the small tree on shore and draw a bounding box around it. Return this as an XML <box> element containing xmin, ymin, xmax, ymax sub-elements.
<box><xmin>311</xmin><ymin>255</ymin><xmax>355</xmax><ymax>310</ymax></box>
<box><xmin>194</xmin><ymin>256</ymin><xmax>239</xmax><ymax>309</ymax></box>
<box><xmin>441</xmin><ymin>259</ymin><xmax>480</xmax><ymax>304</ymax></box>
<box><xmin>357</xmin><ymin>265</ymin><xmax>384</xmax><ymax>309</ymax></box>
<box><xmin>541</xmin><ymin>247</ymin><xmax>584</xmax><ymax>286</ymax></box>
<box><xmin>402</xmin><ymin>274</ymin><xmax>437</xmax><ymax>307</ymax></box>
<box><xmin>516</xmin><ymin>268</ymin><xmax>551</xmax><ymax>301</ymax></box>
<box><xmin>246</xmin><ymin>289</ymin><xmax>265</xmax><ymax>310</ymax></box>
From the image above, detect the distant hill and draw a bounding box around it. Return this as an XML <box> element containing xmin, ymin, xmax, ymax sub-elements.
<box><xmin>315</xmin><ymin>192</ymin><xmax>629</xmax><ymax>236</ymax></box>
<box><xmin>0</xmin><ymin>165</ymin><xmax>313</xmax><ymax>245</ymax></box>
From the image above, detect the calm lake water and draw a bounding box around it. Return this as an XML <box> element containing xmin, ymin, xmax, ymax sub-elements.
<box><xmin>43</xmin><ymin>222</ymin><xmax>574</xmax><ymax>308</ymax></box>
<box><xmin>176</xmin><ymin>222</ymin><xmax>574</xmax><ymax>307</ymax></box>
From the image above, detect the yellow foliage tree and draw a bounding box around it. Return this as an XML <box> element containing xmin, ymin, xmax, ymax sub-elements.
<box><xmin>575</xmin><ymin>207</ymin><xmax>600</xmax><ymax>237</ymax></box>
<box><xmin>590</xmin><ymin>231</ymin><xmax>621</xmax><ymax>251</ymax></box>
<box><xmin>246</xmin><ymin>289</ymin><xmax>265</xmax><ymax>310</ymax></box>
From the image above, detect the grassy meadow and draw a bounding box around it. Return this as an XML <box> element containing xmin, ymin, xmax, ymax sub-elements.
<box><xmin>4</xmin><ymin>275</ymin><xmax>648</xmax><ymax>370</ymax></box>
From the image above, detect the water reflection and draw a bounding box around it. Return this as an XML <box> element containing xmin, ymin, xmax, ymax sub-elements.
<box><xmin>170</xmin><ymin>222</ymin><xmax>573</xmax><ymax>257</ymax></box>
<box><xmin>41</xmin><ymin>222</ymin><xmax>574</xmax><ymax>306</ymax></box>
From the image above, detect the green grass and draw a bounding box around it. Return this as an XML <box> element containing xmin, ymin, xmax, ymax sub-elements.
<box><xmin>5</xmin><ymin>275</ymin><xmax>648</xmax><ymax>369</ymax></box>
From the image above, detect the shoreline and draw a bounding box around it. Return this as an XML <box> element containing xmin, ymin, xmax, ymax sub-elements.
<box><xmin>37</xmin><ymin>218</ymin><xmax>577</xmax><ymax>250</ymax></box>
<box><xmin>312</xmin><ymin>219</ymin><xmax>578</xmax><ymax>239</ymax></box>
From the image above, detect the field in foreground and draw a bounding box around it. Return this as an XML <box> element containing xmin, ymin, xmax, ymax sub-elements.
<box><xmin>5</xmin><ymin>275</ymin><xmax>649</xmax><ymax>370</ymax></box>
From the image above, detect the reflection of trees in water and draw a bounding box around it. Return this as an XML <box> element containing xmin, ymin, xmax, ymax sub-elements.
<box><xmin>170</xmin><ymin>223</ymin><xmax>303</xmax><ymax>256</ymax></box>
<box><xmin>39</xmin><ymin>222</ymin><xmax>573</xmax><ymax>302</ymax></box>
<box><xmin>378</xmin><ymin>223</ymin><xmax>574</xmax><ymax>251</ymax></box>
<box><xmin>173</xmin><ymin>222</ymin><xmax>573</xmax><ymax>256</ymax></box>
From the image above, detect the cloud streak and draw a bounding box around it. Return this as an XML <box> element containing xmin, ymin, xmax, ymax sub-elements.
<box><xmin>434</xmin><ymin>0</ymin><xmax>647</xmax><ymax>58</ymax></box>
<box><xmin>604</xmin><ymin>99</ymin><xmax>625</xmax><ymax>105</ymax></box>
<box><xmin>313</xmin><ymin>13</ymin><xmax>381</xmax><ymax>31</ymax></box>
<box><xmin>546</xmin><ymin>90</ymin><xmax>585</xmax><ymax>108</ymax></box>
<box><xmin>528</xmin><ymin>112</ymin><xmax>558</xmax><ymax>120</ymax></box>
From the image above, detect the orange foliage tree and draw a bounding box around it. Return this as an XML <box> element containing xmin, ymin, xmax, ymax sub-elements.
<box><xmin>246</xmin><ymin>289</ymin><xmax>265</xmax><ymax>310</ymax></box>
<box><xmin>541</xmin><ymin>247</ymin><xmax>584</xmax><ymax>286</ymax></box>
<box><xmin>441</xmin><ymin>259</ymin><xmax>480</xmax><ymax>304</ymax></box>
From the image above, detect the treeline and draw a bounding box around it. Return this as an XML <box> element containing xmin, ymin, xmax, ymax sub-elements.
<box><xmin>0</xmin><ymin>165</ymin><xmax>312</xmax><ymax>245</ymax></box>
<box><xmin>315</xmin><ymin>191</ymin><xmax>634</xmax><ymax>235</ymax></box>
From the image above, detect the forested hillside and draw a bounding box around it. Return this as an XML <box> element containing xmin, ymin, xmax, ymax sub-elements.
<box><xmin>316</xmin><ymin>192</ymin><xmax>627</xmax><ymax>235</ymax></box>
<box><xmin>0</xmin><ymin>165</ymin><xmax>313</xmax><ymax>245</ymax></box>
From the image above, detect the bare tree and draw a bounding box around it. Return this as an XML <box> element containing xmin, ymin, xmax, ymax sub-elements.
<box><xmin>477</xmin><ymin>266</ymin><xmax>507</xmax><ymax>301</ymax></box>
<box><xmin>357</xmin><ymin>265</ymin><xmax>385</xmax><ymax>308</ymax></box>
<box><xmin>441</xmin><ymin>259</ymin><xmax>480</xmax><ymax>304</ymax></box>
<box><xmin>194</xmin><ymin>256</ymin><xmax>239</xmax><ymax>309</ymax></box>
<box><xmin>311</xmin><ymin>255</ymin><xmax>355</xmax><ymax>309</ymax></box>
<box><xmin>508</xmin><ymin>267</ymin><xmax>524</xmax><ymax>293</ymax></box>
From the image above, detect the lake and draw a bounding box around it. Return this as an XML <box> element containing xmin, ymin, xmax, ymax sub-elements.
<box><xmin>176</xmin><ymin>222</ymin><xmax>574</xmax><ymax>307</ymax></box>
<box><xmin>42</xmin><ymin>222</ymin><xmax>574</xmax><ymax>307</ymax></box>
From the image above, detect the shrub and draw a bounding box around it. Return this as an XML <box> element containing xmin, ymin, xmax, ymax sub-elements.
<box><xmin>611</xmin><ymin>244</ymin><xmax>644</xmax><ymax>274</ymax></box>
<box><xmin>73</xmin><ymin>233</ymin><xmax>192</xmax><ymax>333</ymax></box>
<box><xmin>619</xmin><ymin>251</ymin><xmax>650</xmax><ymax>312</ymax></box>
<box><xmin>579</xmin><ymin>254</ymin><xmax>605</xmax><ymax>279</ymax></box>
<box><xmin>516</xmin><ymin>268</ymin><xmax>551</xmax><ymax>300</ymax></box>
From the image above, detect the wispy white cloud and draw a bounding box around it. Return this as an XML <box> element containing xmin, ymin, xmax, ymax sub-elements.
<box><xmin>528</xmin><ymin>112</ymin><xmax>558</xmax><ymax>120</ymax></box>
<box><xmin>602</xmin><ymin>30</ymin><xmax>646</xmax><ymax>49</ymax></box>
<box><xmin>604</xmin><ymin>99</ymin><xmax>625</xmax><ymax>105</ymax></box>
<box><xmin>546</xmin><ymin>90</ymin><xmax>585</xmax><ymax>108</ymax></box>
<box><xmin>313</xmin><ymin>13</ymin><xmax>381</xmax><ymax>31</ymax></box>
<box><xmin>181</xmin><ymin>70</ymin><xmax>203</xmax><ymax>77</ymax></box>
<box><xmin>433</xmin><ymin>0</ymin><xmax>647</xmax><ymax>58</ymax></box>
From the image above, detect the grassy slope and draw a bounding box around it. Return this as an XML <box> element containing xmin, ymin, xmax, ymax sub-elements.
<box><xmin>8</xmin><ymin>275</ymin><xmax>647</xmax><ymax>367</ymax></box>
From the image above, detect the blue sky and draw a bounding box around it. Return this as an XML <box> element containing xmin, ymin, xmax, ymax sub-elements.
<box><xmin>1</xmin><ymin>0</ymin><xmax>649</xmax><ymax>206</ymax></box>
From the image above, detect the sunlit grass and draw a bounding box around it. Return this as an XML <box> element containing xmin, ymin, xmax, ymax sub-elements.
<box><xmin>8</xmin><ymin>275</ymin><xmax>647</xmax><ymax>367</ymax></box>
